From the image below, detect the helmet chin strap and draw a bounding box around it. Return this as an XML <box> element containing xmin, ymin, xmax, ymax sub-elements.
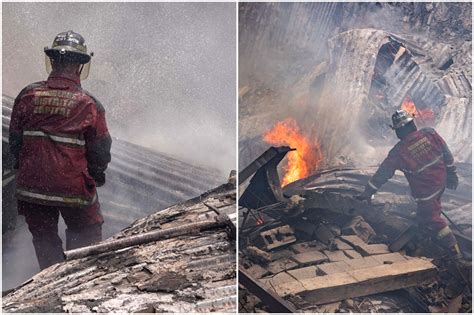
<box><xmin>77</xmin><ymin>64</ymin><xmax>84</xmax><ymax>76</ymax></box>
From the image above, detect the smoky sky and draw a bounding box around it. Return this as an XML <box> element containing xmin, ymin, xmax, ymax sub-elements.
<box><xmin>2</xmin><ymin>2</ymin><xmax>236</xmax><ymax>178</ymax></box>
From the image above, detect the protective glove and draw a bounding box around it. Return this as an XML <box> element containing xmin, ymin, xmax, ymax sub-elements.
<box><xmin>355</xmin><ymin>185</ymin><xmax>376</xmax><ymax>202</ymax></box>
<box><xmin>446</xmin><ymin>167</ymin><xmax>458</xmax><ymax>190</ymax></box>
<box><xmin>88</xmin><ymin>166</ymin><xmax>106</xmax><ymax>187</ymax></box>
<box><xmin>92</xmin><ymin>172</ymin><xmax>106</xmax><ymax>187</ymax></box>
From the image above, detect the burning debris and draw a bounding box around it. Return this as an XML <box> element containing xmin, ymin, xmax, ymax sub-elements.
<box><xmin>2</xmin><ymin>180</ymin><xmax>237</xmax><ymax>313</ymax></box>
<box><xmin>263</xmin><ymin>118</ymin><xmax>323</xmax><ymax>186</ymax></box>
<box><xmin>238</xmin><ymin>147</ymin><xmax>471</xmax><ymax>313</ymax></box>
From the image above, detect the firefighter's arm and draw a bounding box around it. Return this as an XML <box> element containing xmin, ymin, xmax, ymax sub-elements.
<box><xmin>357</xmin><ymin>146</ymin><xmax>400</xmax><ymax>201</ymax></box>
<box><xmin>84</xmin><ymin>103</ymin><xmax>112</xmax><ymax>187</ymax></box>
<box><xmin>9</xmin><ymin>91</ymin><xmax>28</xmax><ymax>169</ymax></box>
<box><xmin>433</xmin><ymin>130</ymin><xmax>458</xmax><ymax>190</ymax></box>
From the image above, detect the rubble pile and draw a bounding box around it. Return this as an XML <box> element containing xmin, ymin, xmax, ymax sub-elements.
<box><xmin>238</xmin><ymin>147</ymin><xmax>471</xmax><ymax>313</ymax></box>
<box><xmin>239</xmin><ymin>210</ymin><xmax>447</xmax><ymax>312</ymax></box>
<box><xmin>3</xmin><ymin>182</ymin><xmax>237</xmax><ymax>313</ymax></box>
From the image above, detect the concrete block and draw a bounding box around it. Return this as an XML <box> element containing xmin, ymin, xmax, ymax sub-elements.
<box><xmin>260</xmin><ymin>225</ymin><xmax>297</xmax><ymax>250</ymax></box>
<box><xmin>342</xmin><ymin>216</ymin><xmax>376</xmax><ymax>242</ymax></box>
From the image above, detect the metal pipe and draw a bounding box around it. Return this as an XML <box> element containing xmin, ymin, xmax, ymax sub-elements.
<box><xmin>64</xmin><ymin>216</ymin><xmax>230</xmax><ymax>260</ymax></box>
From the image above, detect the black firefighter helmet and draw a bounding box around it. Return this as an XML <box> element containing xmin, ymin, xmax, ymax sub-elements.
<box><xmin>390</xmin><ymin>109</ymin><xmax>417</xmax><ymax>139</ymax></box>
<box><xmin>44</xmin><ymin>30</ymin><xmax>94</xmax><ymax>79</ymax></box>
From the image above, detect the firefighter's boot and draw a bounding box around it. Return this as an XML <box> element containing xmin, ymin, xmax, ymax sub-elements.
<box><xmin>32</xmin><ymin>236</ymin><xmax>64</xmax><ymax>270</ymax></box>
<box><xmin>65</xmin><ymin>223</ymin><xmax>102</xmax><ymax>250</ymax></box>
<box><xmin>434</xmin><ymin>226</ymin><xmax>468</xmax><ymax>297</ymax></box>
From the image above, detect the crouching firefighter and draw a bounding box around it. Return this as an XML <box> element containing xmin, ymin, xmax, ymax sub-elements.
<box><xmin>9</xmin><ymin>31</ymin><xmax>112</xmax><ymax>270</ymax></box>
<box><xmin>357</xmin><ymin>109</ymin><xmax>466</xmax><ymax>293</ymax></box>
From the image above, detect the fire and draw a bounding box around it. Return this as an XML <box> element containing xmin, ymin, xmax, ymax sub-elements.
<box><xmin>401</xmin><ymin>95</ymin><xmax>435</xmax><ymax>123</ymax></box>
<box><xmin>263</xmin><ymin>118</ymin><xmax>323</xmax><ymax>186</ymax></box>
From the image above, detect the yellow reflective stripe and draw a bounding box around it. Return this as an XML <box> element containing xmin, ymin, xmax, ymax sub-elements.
<box><xmin>414</xmin><ymin>188</ymin><xmax>443</xmax><ymax>202</ymax></box>
<box><xmin>437</xmin><ymin>226</ymin><xmax>452</xmax><ymax>239</ymax></box>
<box><xmin>368</xmin><ymin>180</ymin><xmax>378</xmax><ymax>190</ymax></box>
<box><xmin>23</xmin><ymin>130</ymin><xmax>85</xmax><ymax>146</ymax></box>
<box><xmin>17</xmin><ymin>189</ymin><xmax>96</xmax><ymax>206</ymax></box>
<box><xmin>415</xmin><ymin>154</ymin><xmax>443</xmax><ymax>173</ymax></box>
<box><xmin>446</xmin><ymin>162</ymin><xmax>455</xmax><ymax>168</ymax></box>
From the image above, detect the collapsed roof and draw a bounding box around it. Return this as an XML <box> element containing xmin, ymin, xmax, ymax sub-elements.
<box><xmin>2</xmin><ymin>182</ymin><xmax>236</xmax><ymax>313</ymax></box>
<box><xmin>238</xmin><ymin>147</ymin><xmax>471</xmax><ymax>313</ymax></box>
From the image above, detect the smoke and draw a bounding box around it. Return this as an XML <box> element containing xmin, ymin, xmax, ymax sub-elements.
<box><xmin>2</xmin><ymin>2</ymin><xmax>235</xmax><ymax>291</ymax></box>
<box><xmin>2</xmin><ymin>2</ymin><xmax>236</xmax><ymax>177</ymax></box>
<box><xmin>239</xmin><ymin>2</ymin><xmax>471</xmax><ymax>169</ymax></box>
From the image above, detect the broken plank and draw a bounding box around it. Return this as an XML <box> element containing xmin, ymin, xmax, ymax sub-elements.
<box><xmin>239</xmin><ymin>268</ymin><xmax>297</xmax><ymax>313</ymax></box>
<box><xmin>245</xmin><ymin>264</ymin><xmax>269</xmax><ymax>279</ymax></box>
<box><xmin>275</xmin><ymin>259</ymin><xmax>437</xmax><ymax>305</ymax></box>
<box><xmin>357</xmin><ymin>244</ymin><xmax>390</xmax><ymax>256</ymax></box>
<box><xmin>287</xmin><ymin>266</ymin><xmax>318</xmax><ymax>281</ymax></box>
<box><xmin>260</xmin><ymin>272</ymin><xmax>295</xmax><ymax>288</ymax></box>
<box><xmin>323</xmin><ymin>250</ymin><xmax>351</xmax><ymax>262</ymax></box>
<box><xmin>316</xmin><ymin>261</ymin><xmax>351</xmax><ymax>275</ymax></box>
<box><xmin>339</xmin><ymin>235</ymin><xmax>390</xmax><ymax>256</ymax></box>
<box><xmin>343</xmin><ymin>250</ymin><xmax>362</xmax><ymax>259</ymax></box>
<box><xmin>371</xmin><ymin>252</ymin><xmax>407</xmax><ymax>265</ymax></box>
<box><xmin>291</xmin><ymin>250</ymin><xmax>328</xmax><ymax>265</ymax></box>
<box><xmin>267</xmin><ymin>258</ymin><xmax>298</xmax><ymax>274</ymax></box>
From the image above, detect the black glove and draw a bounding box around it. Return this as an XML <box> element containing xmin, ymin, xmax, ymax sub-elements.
<box><xmin>88</xmin><ymin>167</ymin><xmax>106</xmax><ymax>187</ymax></box>
<box><xmin>446</xmin><ymin>167</ymin><xmax>458</xmax><ymax>190</ymax></box>
<box><xmin>356</xmin><ymin>185</ymin><xmax>376</xmax><ymax>202</ymax></box>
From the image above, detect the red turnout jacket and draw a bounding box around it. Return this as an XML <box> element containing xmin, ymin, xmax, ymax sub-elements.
<box><xmin>9</xmin><ymin>71</ymin><xmax>112</xmax><ymax>208</ymax></box>
<box><xmin>366</xmin><ymin>128</ymin><xmax>454</xmax><ymax>202</ymax></box>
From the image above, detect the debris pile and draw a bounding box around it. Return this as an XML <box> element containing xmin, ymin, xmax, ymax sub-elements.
<box><xmin>238</xmin><ymin>147</ymin><xmax>471</xmax><ymax>313</ymax></box>
<box><xmin>3</xmin><ymin>181</ymin><xmax>236</xmax><ymax>313</ymax></box>
<box><xmin>239</xmin><ymin>211</ymin><xmax>441</xmax><ymax>312</ymax></box>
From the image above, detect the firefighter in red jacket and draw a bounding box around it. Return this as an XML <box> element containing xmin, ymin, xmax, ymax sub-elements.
<box><xmin>9</xmin><ymin>31</ymin><xmax>112</xmax><ymax>270</ymax></box>
<box><xmin>357</xmin><ymin>109</ymin><xmax>460</xmax><ymax>259</ymax></box>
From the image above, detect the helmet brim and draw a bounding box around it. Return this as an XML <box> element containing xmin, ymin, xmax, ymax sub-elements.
<box><xmin>45</xmin><ymin>46</ymin><xmax>91</xmax><ymax>64</ymax></box>
<box><xmin>392</xmin><ymin>116</ymin><xmax>414</xmax><ymax>129</ymax></box>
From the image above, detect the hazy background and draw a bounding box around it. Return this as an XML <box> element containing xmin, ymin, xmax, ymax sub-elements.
<box><xmin>3</xmin><ymin>2</ymin><xmax>236</xmax><ymax>177</ymax></box>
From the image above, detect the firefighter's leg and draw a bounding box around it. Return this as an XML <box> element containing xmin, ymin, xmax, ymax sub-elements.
<box><xmin>61</xmin><ymin>202</ymin><xmax>104</xmax><ymax>250</ymax></box>
<box><xmin>420</xmin><ymin>197</ymin><xmax>467</xmax><ymax>298</ymax></box>
<box><xmin>18</xmin><ymin>200</ymin><xmax>64</xmax><ymax>270</ymax></box>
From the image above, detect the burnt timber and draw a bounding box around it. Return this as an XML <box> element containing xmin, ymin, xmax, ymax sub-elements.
<box><xmin>2</xmin><ymin>182</ymin><xmax>237</xmax><ymax>313</ymax></box>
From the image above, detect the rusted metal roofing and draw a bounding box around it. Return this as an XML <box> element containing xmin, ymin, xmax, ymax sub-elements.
<box><xmin>2</xmin><ymin>183</ymin><xmax>237</xmax><ymax>313</ymax></box>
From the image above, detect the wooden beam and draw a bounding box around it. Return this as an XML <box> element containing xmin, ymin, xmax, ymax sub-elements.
<box><xmin>273</xmin><ymin>259</ymin><xmax>437</xmax><ymax>305</ymax></box>
<box><xmin>239</xmin><ymin>267</ymin><xmax>297</xmax><ymax>313</ymax></box>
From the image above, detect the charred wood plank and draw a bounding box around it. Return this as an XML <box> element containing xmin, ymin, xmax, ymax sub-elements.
<box><xmin>273</xmin><ymin>259</ymin><xmax>437</xmax><ymax>305</ymax></box>
<box><xmin>239</xmin><ymin>267</ymin><xmax>297</xmax><ymax>313</ymax></box>
<box><xmin>64</xmin><ymin>216</ymin><xmax>232</xmax><ymax>260</ymax></box>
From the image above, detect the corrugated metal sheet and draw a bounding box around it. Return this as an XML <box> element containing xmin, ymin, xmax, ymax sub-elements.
<box><xmin>284</xmin><ymin>165</ymin><xmax>472</xmax><ymax>237</ymax></box>
<box><xmin>2</xmin><ymin>94</ymin><xmax>223</xmax><ymax>236</ymax></box>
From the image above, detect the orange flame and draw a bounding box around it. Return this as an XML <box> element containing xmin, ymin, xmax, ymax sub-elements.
<box><xmin>263</xmin><ymin>118</ymin><xmax>323</xmax><ymax>186</ymax></box>
<box><xmin>401</xmin><ymin>96</ymin><xmax>435</xmax><ymax>123</ymax></box>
